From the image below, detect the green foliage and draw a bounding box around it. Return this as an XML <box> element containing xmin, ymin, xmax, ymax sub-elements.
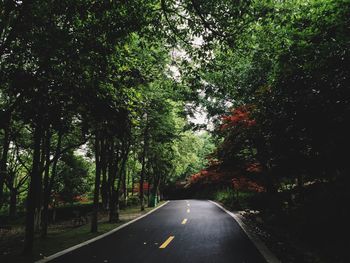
<box><xmin>171</xmin><ymin>131</ymin><xmax>215</xmax><ymax>181</ymax></box>
<box><xmin>214</xmin><ymin>188</ymin><xmax>236</xmax><ymax>206</ymax></box>
<box><xmin>187</xmin><ymin>0</ymin><xmax>350</xmax><ymax>188</ymax></box>
<box><xmin>54</xmin><ymin>152</ymin><xmax>91</xmax><ymax>204</ymax></box>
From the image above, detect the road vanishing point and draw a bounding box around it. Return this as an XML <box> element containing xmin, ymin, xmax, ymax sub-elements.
<box><xmin>42</xmin><ymin>200</ymin><xmax>268</xmax><ymax>263</ymax></box>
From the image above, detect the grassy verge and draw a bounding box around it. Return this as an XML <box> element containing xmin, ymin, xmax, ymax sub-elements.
<box><xmin>213</xmin><ymin>188</ymin><xmax>256</xmax><ymax>211</ymax></box>
<box><xmin>1</xmin><ymin>202</ymin><xmax>164</xmax><ymax>263</ymax></box>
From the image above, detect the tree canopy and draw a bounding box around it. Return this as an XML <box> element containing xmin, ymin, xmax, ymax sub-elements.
<box><xmin>1</xmin><ymin>0</ymin><xmax>349</xmax><ymax>259</ymax></box>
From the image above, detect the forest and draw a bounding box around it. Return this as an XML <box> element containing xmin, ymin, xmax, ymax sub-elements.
<box><xmin>0</xmin><ymin>0</ymin><xmax>349</xmax><ymax>262</ymax></box>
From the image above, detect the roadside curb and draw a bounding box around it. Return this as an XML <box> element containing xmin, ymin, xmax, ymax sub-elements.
<box><xmin>36</xmin><ymin>201</ymin><xmax>170</xmax><ymax>263</ymax></box>
<box><xmin>209</xmin><ymin>200</ymin><xmax>281</xmax><ymax>263</ymax></box>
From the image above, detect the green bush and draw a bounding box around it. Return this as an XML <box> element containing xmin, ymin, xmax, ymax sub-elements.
<box><xmin>127</xmin><ymin>195</ymin><xmax>140</xmax><ymax>206</ymax></box>
<box><xmin>214</xmin><ymin>188</ymin><xmax>236</xmax><ymax>208</ymax></box>
<box><xmin>214</xmin><ymin>188</ymin><xmax>259</xmax><ymax>210</ymax></box>
<box><xmin>49</xmin><ymin>203</ymin><xmax>94</xmax><ymax>222</ymax></box>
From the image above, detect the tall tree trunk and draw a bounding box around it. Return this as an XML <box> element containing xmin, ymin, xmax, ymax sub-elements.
<box><xmin>35</xmin><ymin>134</ymin><xmax>46</xmax><ymax>232</ymax></box>
<box><xmin>115</xmin><ymin>168</ymin><xmax>123</xmax><ymax>222</ymax></box>
<box><xmin>91</xmin><ymin>133</ymin><xmax>101</xmax><ymax>233</ymax></box>
<box><xmin>140</xmin><ymin>162</ymin><xmax>145</xmax><ymax>211</ymax></box>
<box><xmin>131</xmin><ymin>171</ymin><xmax>135</xmax><ymax>196</ymax></box>
<box><xmin>139</xmin><ymin>121</ymin><xmax>148</xmax><ymax>211</ymax></box>
<box><xmin>8</xmin><ymin>171</ymin><xmax>17</xmax><ymax>218</ymax></box>
<box><xmin>108</xmin><ymin>159</ymin><xmax>117</xmax><ymax>221</ymax></box>
<box><xmin>9</xmin><ymin>188</ymin><xmax>17</xmax><ymax>218</ymax></box>
<box><xmin>108</xmin><ymin>141</ymin><xmax>119</xmax><ymax>223</ymax></box>
<box><xmin>150</xmin><ymin>173</ymin><xmax>161</xmax><ymax>207</ymax></box>
<box><xmin>45</xmin><ymin>131</ymin><xmax>62</xmax><ymax>227</ymax></box>
<box><xmin>122</xmin><ymin>169</ymin><xmax>127</xmax><ymax>207</ymax></box>
<box><xmin>120</xmin><ymin>144</ymin><xmax>129</xmax><ymax>207</ymax></box>
<box><xmin>100</xmin><ymin>138</ymin><xmax>108</xmax><ymax>210</ymax></box>
<box><xmin>0</xmin><ymin>124</ymin><xmax>10</xmax><ymax>209</ymax></box>
<box><xmin>126</xmin><ymin>169</ymin><xmax>130</xmax><ymax>200</ymax></box>
<box><xmin>23</xmin><ymin>123</ymin><xmax>43</xmax><ymax>255</ymax></box>
<box><xmin>41</xmin><ymin>128</ymin><xmax>53</xmax><ymax>238</ymax></box>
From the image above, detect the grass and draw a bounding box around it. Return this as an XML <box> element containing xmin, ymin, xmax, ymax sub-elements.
<box><xmin>214</xmin><ymin>188</ymin><xmax>256</xmax><ymax>210</ymax></box>
<box><xmin>0</xmin><ymin>202</ymin><xmax>164</xmax><ymax>263</ymax></box>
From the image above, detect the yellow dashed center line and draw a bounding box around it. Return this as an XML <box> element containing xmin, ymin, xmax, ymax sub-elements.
<box><xmin>159</xmin><ymin>236</ymin><xmax>175</xmax><ymax>249</ymax></box>
<box><xmin>187</xmin><ymin>203</ymin><xmax>190</xmax><ymax>207</ymax></box>
<box><xmin>187</xmin><ymin>208</ymin><xmax>190</xmax><ymax>213</ymax></box>
<box><xmin>181</xmin><ymin>218</ymin><xmax>188</xmax><ymax>224</ymax></box>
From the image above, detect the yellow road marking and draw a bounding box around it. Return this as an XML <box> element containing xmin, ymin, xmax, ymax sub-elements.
<box><xmin>187</xmin><ymin>208</ymin><xmax>190</xmax><ymax>213</ymax></box>
<box><xmin>187</xmin><ymin>203</ymin><xmax>190</xmax><ymax>207</ymax></box>
<box><xmin>181</xmin><ymin>218</ymin><xmax>188</xmax><ymax>224</ymax></box>
<box><xmin>159</xmin><ymin>236</ymin><xmax>175</xmax><ymax>249</ymax></box>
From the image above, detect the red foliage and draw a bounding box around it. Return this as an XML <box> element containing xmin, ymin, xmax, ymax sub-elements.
<box><xmin>188</xmin><ymin>161</ymin><xmax>230</xmax><ymax>185</ymax></box>
<box><xmin>133</xmin><ymin>182</ymin><xmax>150</xmax><ymax>193</ymax></box>
<box><xmin>220</xmin><ymin>105</ymin><xmax>256</xmax><ymax>131</ymax></box>
<box><xmin>246</xmin><ymin>162</ymin><xmax>263</xmax><ymax>173</ymax></box>
<box><xmin>73</xmin><ymin>195</ymin><xmax>89</xmax><ymax>202</ymax></box>
<box><xmin>188</xmin><ymin>158</ymin><xmax>265</xmax><ymax>193</ymax></box>
<box><xmin>189</xmin><ymin>169</ymin><xmax>224</xmax><ymax>184</ymax></box>
<box><xmin>232</xmin><ymin>177</ymin><xmax>265</xmax><ymax>192</ymax></box>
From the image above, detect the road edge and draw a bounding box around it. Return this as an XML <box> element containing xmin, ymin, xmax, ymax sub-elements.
<box><xmin>36</xmin><ymin>201</ymin><xmax>170</xmax><ymax>263</ymax></box>
<box><xmin>209</xmin><ymin>200</ymin><xmax>281</xmax><ymax>263</ymax></box>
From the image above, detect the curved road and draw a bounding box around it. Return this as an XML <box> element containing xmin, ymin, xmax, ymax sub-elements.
<box><xmin>48</xmin><ymin>200</ymin><xmax>266</xmax><ymax>263</ymax></box>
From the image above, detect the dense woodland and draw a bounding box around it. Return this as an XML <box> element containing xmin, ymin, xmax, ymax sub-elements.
<box><xmin>0</xmin><ymin>0</ymin><xmax>349</xmax><ymax>262</ymax></box>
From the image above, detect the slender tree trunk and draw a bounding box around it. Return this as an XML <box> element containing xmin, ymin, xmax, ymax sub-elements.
<box><xmin>41</xmin><ymin>129</ymin><xmax>52</xmax><ymax>238</ymax></box>
<box><xmin>140</xmin><ymin>122</ymin><xmax>148</xmax><ymax>211</ymax></box>
<box><xmin>0</xmin><ymin>124</ymin><xmax>10</xmax><ymax>209</ymax></box>
<box><xmin>131</xmin><ymin>172</ymin><xmax>135</xmax><ymax>196</ymax></box>
<box><xmin>23</xmin><ymin>123</ymin><xmax>43</xmax><ymax>255</ymax></box>
<box><xmin>120</xmin><ymin>144</ymin><xmax>129</xmax><ymax>207</ymax></box>
<box><xmin>9</xmin><ymin>188</ymin><xmax>17</xmax><ymax>218</ymax></box>
<box><xmin>91</xmin><ymin>133</ymin><xmax>101</xmax><ymax>233</ymax></box>
<box><xmin>147</xmin><ymin>179</ymin><xmax>151</xmax><ymax>206</ymax></box>
<box><xmin>45</xmin><ymin>132</ymin><xmax>62</xmax><ymax>228</ymax></box>
<box><xmin>108</xmin><ymin>161</ymin><xmax>117</xmax><ymax>222</ymax></box>
<box><xmin>115</xmin><ymin>169</ymin><xmax>123</xmax><ymax>221</ymax></box>
<box><xmin>126</xmin><ymin>169</ymin><xmax>130</xmax><ymax>200</ymax></box>
<box><xmin>140</xmin><ymin>164</ymin><xmax>145</xmax><ymax>211</ymax></box>
<box><xmin>123</xmin><ymin>169</ymin><xmax>127</xmax><ymax>207</ymax></box>
<box><xmin>100</xmin><ymin>138</ymin><xmax>108</xmax><ymax>210</ymax></box>
<box><xmin>34</xmin><ymin>134</ymin><xmax>46</xmax><ymax>232</ymax></box>
<box><xmin>108</xmin><ymin>141</ymin><xmax>119</xmax><ymax>223</ymax></box>
<box><xmin>150</xmin><ymin>174</ymin><xmax>161</xmax><ymax>207</ymax></box>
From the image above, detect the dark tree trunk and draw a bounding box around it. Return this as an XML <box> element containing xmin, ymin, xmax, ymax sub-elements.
<box><xmin>91</xmin><ymin>134</ymin><xmax>102</xmax><ymax>233</ymax></box>
<box><xmin>9</xmin><ymin>188</ymin><xmax>17</xmax><ymax>218</ymax></box>
<box><xmin>139</xmin><ymin>123</ymin><xmax>148</xmax><ymax>211</ymax></box>
<box><xmin>122</xmin><ymin>170</ymin><xmax>127</xmax><ymax>207</ymax></box>
<box><xmin>131</xmin><ymin>172</ymin><xmax>135</xmax><ymax>196</ymax></box>
<box><xmin>139</xmin><ymin>162</ymin><xmax>145</xmax><ymax>211</ymax></box>
<box><xmin>126</xmin><ymin>169</ymin><xmax>130</xmax><ymax>200</ymax></box>
<box><xmin>100</xmin><ymin>138</ymin><xmax>108</xmax><ymax>210</ymax></box>
<box><xmin>0</xmin><ymin>124</ymin><xmax>10</xmax><ymax>209</ymax></box>
<box><xmin>41</xmin><ymin>128</ymin><xmax>54</xmax><ymax>238</ymax></box>
<box><xmin>23</xmin><ymin>123</ymin><xmax>43</xmax><ymax>255</ymax></box>
<box><xmin>150</xmin><ymin>173</ymin><xmax>161</xmax><ymax>207</ymax></box>
<box><xmin>115</xmin><ymin>169</ymin><xmax>123</xmax><ymax>222</ymax></box>
<box><xmin>147</xmin><ymin>179</ymin><xmax>151</xmax><ymax>206</ymax></box>
<box><xmin>120</xmin><ymin>143</ymin><xmax>129</xmax><ymax>207</ymax></box>
<box><xmin>108</xmin><ymin>141</ymin><xmax>119</xmax><ymax>223</ymax></box>
<box><xmin>35</xmin><ymin>134</ymin><xmax>46</xmax><ymax>232</ymax></box>
<box><xmin>45</xmin><ymin>132</ymin><xmax>62</xmax><ymax>227</ymax></box>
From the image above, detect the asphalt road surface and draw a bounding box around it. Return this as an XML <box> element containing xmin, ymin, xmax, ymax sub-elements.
<box><xmin>49</xmin><ymin>200</ymin><xmax>266</xmax><ymax>263</ymax></box>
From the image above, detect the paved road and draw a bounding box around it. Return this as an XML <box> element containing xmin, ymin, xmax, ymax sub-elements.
<box><xmin>49</xmin><ymin>200</ymin><xmax>266</xmax><ymax>263</ymax></box>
